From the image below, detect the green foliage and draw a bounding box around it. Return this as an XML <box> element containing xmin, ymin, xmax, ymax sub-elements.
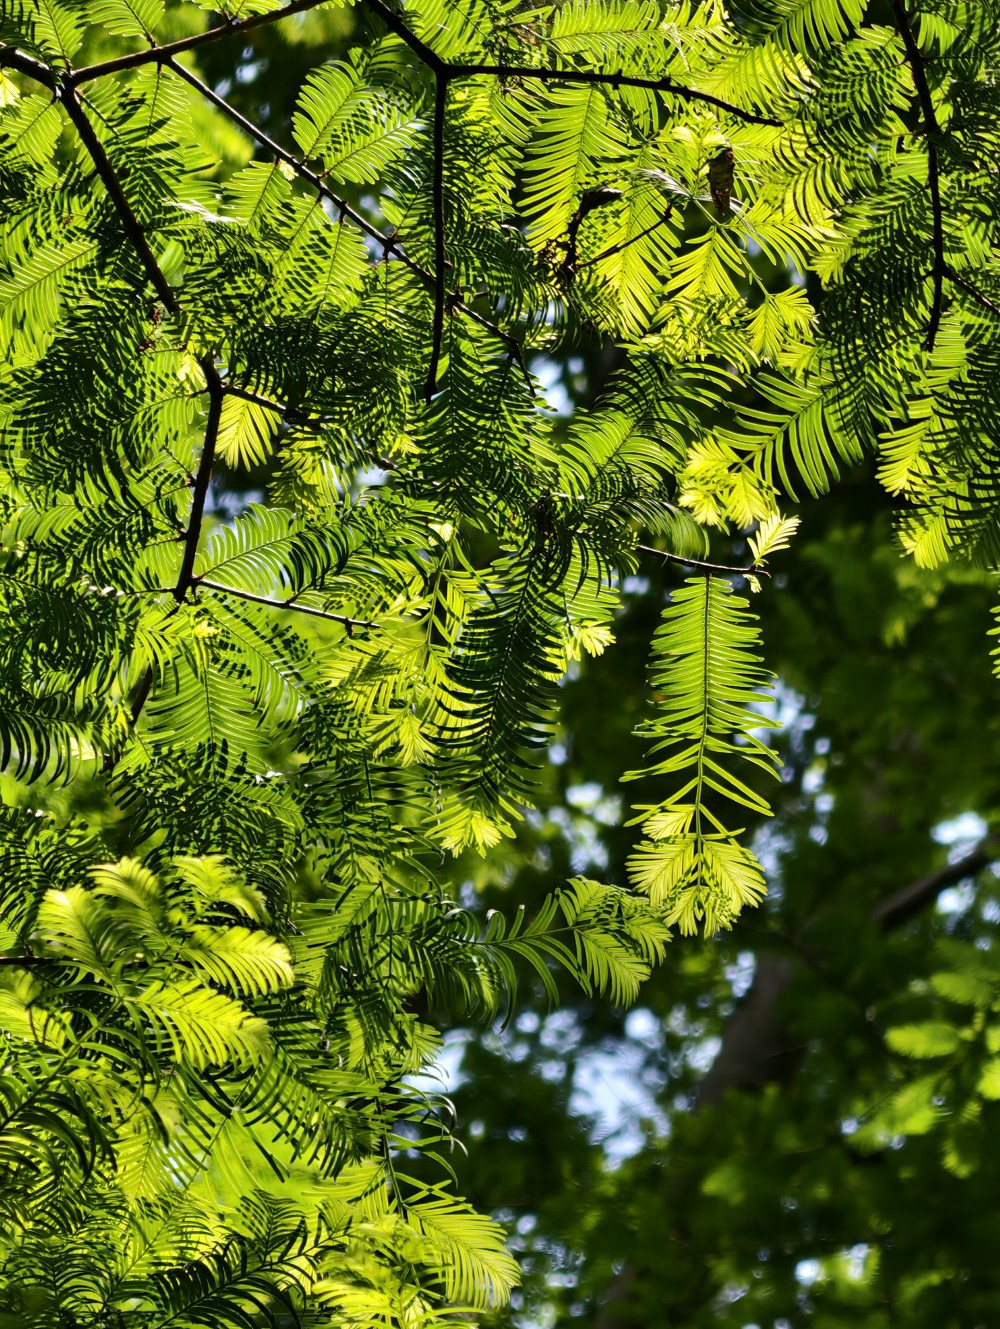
<box><xmin>1</xmin><ymin>0</ymin><xmax>1000</xmax><ymax>1323</ymax></box>
<box><xmin>624</xmin><ymin>576</ymin><xmax>779</xmax><ymax>934</ymax></box>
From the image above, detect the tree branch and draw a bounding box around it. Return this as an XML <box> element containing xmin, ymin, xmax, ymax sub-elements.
<box><xmin>871</xmin><ymin>836</ymin><xmax>999</xmax><ymax>930</ymax></box>
<box><xmin>57</xmin><ymin>75</ymin><xmax>228</xmax><ymax>727</ymax></box>
<box><xmin>130</xmin><ymin>667</ymin><xmax>154</xmax><ymax>727</ymax></box>
<box><xmin>454</xmin><ymin>62</ymin><xmax>783</xmax><ymax>127</ymax></box>
<box><xmin>199</xmin><ymin>579</ymin><xmax>377</xmax><ymax>631</ymax></box>
<box><xmin>0</xmin><ymin>45</ymin><xmax>56</xmax><ymax>87</ymax></box>
<box><xmin>593</xmin><ymin>832</ymin><xmax>1000</xmax><ymax>1326</ymax></box>
<box><xmin>59</xmin><ymin>75</ymin><xmax>225</xmax><ymax>607</ymax></box>
<box><xmin>61</xmin><ymin>90</ymin><xmax>228</xmax><ymax>730</ymax></box>
<box><xmin>225</xmin><ymin>385</ymin><xmax>313</xmax><ymax>424</ymax></box>
<box><xmin>167</xmin><ymin>59</ymin><xmax>530</xmax><ymax>394</ymax></box>
<box><xmin>58</xmin><ymin>82</ymin><xmax>179</xmax><ymax>313</ymax></box>
<box><xmin>358</xmin><ymin>0</ymin><xmax>781</xmax><ymax>127</ymax></box>
<box><xmin>943</xmin><ymin>265</ymin><xmax>1000</xmax><ymax>320</ymax></box>
<box><xmin>697</xmin><ymin>837</ymin><xmax>999</xmax><ymax>1108</ymax></box>
<box><xmin>458</xmin><ymin>303</ymin><xmax>534</xmax><ymax>393</ymax></box>
<box><xmin>226</xmin><ymin>385</ymin><xmax>405</xmax><ymax>466</ymax></box>
<box><xmin>67</xmin><ymin>0</ymin><xmax>331</xmax><ymax>84</ymax></box>
<box><xmin>636</xmin><ymin>543</ymin><xmax>768</xmax><ymax>577</ymax></box>
<box><xmin>163</xmin><ymin>58</ymin><xmax>424</xmax><ymax>272</ymax></box>
<box><xmin>889</xmin><ymin>0</ymin><xmax>945</xmax><ymax>351</ymax></box>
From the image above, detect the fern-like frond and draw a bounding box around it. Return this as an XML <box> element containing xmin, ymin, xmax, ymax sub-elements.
<box><xmin>624</xmin><ymin>577</ymin><xmax>780</xmax><ymax>934</ymax></box>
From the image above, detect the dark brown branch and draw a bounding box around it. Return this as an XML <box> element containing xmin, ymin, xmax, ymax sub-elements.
<box><xmin>130</xmin><ymin>667</ymin><xmax>154</xmax><ymax>727</ymax></box>
<box><xmin>68</xmin><ymin>0</ymin><xmax>331</xmax><ymax>84</ymax></box>
<box><xmin>454</xmin><ymin>62</ymin><xmax>783</xmax><ymax>127</ymax></box>
<box><xmin>56</xmin><ymin>76</ymin><xmax>225</xmax><ymax>730</ymax></box>
<box><xmin>636</xmin><ymin>543</ymin><xmax>769</xmax><ymax>577</ymax></box>
<box><xmin>697</xmin><ymin>837</ymin><xmax>999</xmax><ymax>1108</ymax></box>
<box><xmin>59</xmin><ymin>78</ymin><xmax>227</xmax><ymax>686</ymax></box>
<box><xmin>360</xmin><ymin>0</ymin><xmax>447</xmax><ymax>75</ymax></box>
<box><xmin>59</xmin><ymin>82</ymin><xmax>179</xmax><ymax>313</ymax></box>
<box><xmin>695</xmin><ymin>952</ymin><xmax>800</xmax><ymax>1107</ymax></box>
<box><xmin>175</xmin><ymin>376</ymin><xmax>224</xmax><ymax>601</ymax></box>
<box><xmin>226</xmin><ymin>385</ymin><xmax>313</xmax><ymax>424</ymax></box>
<box><xmin>944</xmin><ymin>265</ymin><xmax>1000</xmax><ymax>320</ymax></box>
<box><xmin>871</xmin><ymin>836</ymin><xmax>999</xmax><ymax>930</ymax></box>
<box><xmin>0</xmin><ymin>954</ymin><xmax>52</xmax><ymax>966</ymax></box>
<box><xmin>0</xmin><ymin>46</ymin><xmax>56</xmax><ymax>88</ymax></box>
<box><xmin>199</xmin><ymin>579</ymin><xmax>377</xmax><ymax>630</ymax></box>
<box><xmin>331</xmin><ymin>0</ymin><xmax>781</xmax><ymax>129</ymax></box>
<box><xmin>889</xmin><ymin>0</ymin><xmax>945</xmax><ymax>351</ymax></box>
<box><xmin>426</xmin><ymin>71</ymin><xmax>449</xmax><ymax>402</ymax></box>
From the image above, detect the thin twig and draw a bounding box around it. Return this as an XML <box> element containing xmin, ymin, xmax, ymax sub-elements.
<box><xmin>67</xmin><ymin>0</ymin><xmax>331</xmax><ymax>84</ymax></box>
<box><xmin>226</xmin><ymin>385</ymin><xmax>315</xmax><ymax>425</ymax></box>
<box><xmin>575</xmin><ymin>205</ymin><xmax>675</xmax><ymax>269</ymax></box>
<box><xmin>889</xmin><ymin>0</ymin><xmax>945</xmax><ymax>351</ymax></box>
<box><xmin>944</xmin><ymin>265</ymin><xmax>1000</xmax><ymax>319</ymax></box>
<box><xmin>164</xmin><ymin>58</ymin><xmax>425</xmax><ymax>276</ymax></box>
<box><xmin>426</xmin><ymin>71</ymin><xmax>449</xmax><ymax>402</ymax></box>
<box><xmin>223</xmin><ymin>386</ymin><xmax>400</xmax><ymax>466</ymax></box>
<box><xmin>59</xmin><ymin>81</ymin><xmax>178</xmax><ymax>313</ymax></box>
<box><xmin>459</xmin><ymin>302</ymin><xmax>534</xmax><ymax>392</ymax></box>
<box><xmin>200</xmin><ymin>579</ymin><xmax>377</xmax><ymax>630</ymax></box>
<box><xmin>636</xmin><ymin>544</ymin><xmax>768</xmax><ymax>577</ymax></box>
<box><xmin>454</xmin><ymin>62</ymin><xmax>783</xmax><ymax>128</ymax></box>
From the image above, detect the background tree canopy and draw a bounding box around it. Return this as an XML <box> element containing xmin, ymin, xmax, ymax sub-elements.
<box><xmin>1</xmin><ymin>0</ymin><xmax>1000</xmax><ymax>1325</ymax></box>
